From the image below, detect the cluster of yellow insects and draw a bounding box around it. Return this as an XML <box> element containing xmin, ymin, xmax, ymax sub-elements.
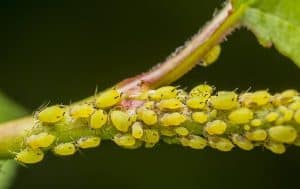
<box><xmin>15</xmin><ymin>84</ymin><xmax>300</xmax><ymax>164</ymax></box>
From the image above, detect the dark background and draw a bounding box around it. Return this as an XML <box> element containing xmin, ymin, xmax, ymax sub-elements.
<box><xmin>1</xmin><ymin>0</ymin><xmax>300</xmax><ymax>189</ymax></box>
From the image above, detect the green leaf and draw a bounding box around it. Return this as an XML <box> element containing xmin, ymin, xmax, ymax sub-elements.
<box><xmin>234</xmin><ymin>0</ymin><xmax>300</xmax><ymax>66</ymax></box>
<box><xmin>0</xmin><ymin>91</ymin><xmax>27</xmax><ymax>189</ymax></box>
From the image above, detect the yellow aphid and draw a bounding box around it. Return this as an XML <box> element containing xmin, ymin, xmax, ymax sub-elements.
<box><xmin>179</xmin><ymin>137</ymin><xmax>190</xmax><ymax>147</ymax></box>
<box><xmin>95</xmin><ymin>88</ymin><xmax>121</xmax><ymax>108</ymax></box>
<box><xmin>205</xmin><ymin>120</ymin><xmax>227</xmax><ymax>135</ymax></box>
<box><xmin>142</xmin><ymin>101</ymin><xmax>155</xmax><ymax>109</ymax></box>
<box><xmin>158</xmin><ymin>98</ymin><xmax>183</xmax><ymax>111</ymax></box>
<box><xmin>231</xmin><ymin>134</ymin><xmax>254</xmax><ymax>151</ymax></box>
<box><xmin>149</xmin><ymin>86</ymin><xmax>177</xmax><ymax>101</ymax></box>
<box><xmin>160</xmin><ymin>113</ymin><xmax>187</xmax><ymax>127</ymax></box>
<box><xmin>278</xmin><ymin>106</ymin><xmax>294</xmax><ymax>122</ymax></box>
<box><xmin>294</xmin><ymin>109</ymin><xmax>300</xmax><ymax>124</ymax></box>
<box><xmin>268</xmin><ymin>126</ymin><xmax>297</xmax><ymax>143</ymax></box>
<box><xmin>143</xmin><ymin>129</ymin><xmax>160</xmax><ymax>144</ymax></box>
<box><xmin>131</xmin><ymin>122</ymin><xmax>143</xmax><ymax>139</ymax></box>
<box><xmin>251</xmin><ymin>119</ymin><xmax>262</xmax><ymax>127</ymax></box>
<box><xmin>176</xmin><ymin>89</ymin><xmax>188</xmax><ymax>102</ymax></box>
<box><xmin>70</xmin><ymin>104</ymin><xmax>94</xmax><ymax>119</ymax></box>
<box><xmin>189</xmin><ymin>84</ymin><xmax>213</xmax><ymax>98</ymax></box>
<box><xmin>289</xmin><ymin>101</ymin><xmax>300</xmax><ymax>110</ymax></box>
<box><xmin>245</xmin><ymin>129</ymin><xmax>267</xmax><ymax>141</ymax></box>
<box><xmin>175</xmin><ymin>127</ymin><xmax>189</xmax><ymax>136</ymax></box>
<box><xmin>186</xmin><ymin>96</ymin><xmax>207</xmax><ymax>109</ymax></box>
<box><xmin>228</xmin><ymin>108</ymin><xmax>253</xmax><ymax>124</ymax></box>
<box><xmin>26</xmin><ymin>132</ymin><xmax>56</xmax><ymax>149</ymax></box>
<box><xmin>160</xmin><ymin>128</ymin><xmax>176</xmax><ymax>136</ymax></box>
<box><xmin>201</xmin><ymin>45</ymin><xmax>221</xmax><ymax>66</ymax></box>
<box><xmin>188</xmin><ymin>135</ymin><xmax>207</xmax><ymax>149</ymax></box>
<box><xmin>192</xmin><ymin>112</ymin><xmax>208</xmax><ymax>124</ymax></box>
<box><xmin>209</xmin><ymin>109</ymin><xmax>218</xmax><ymax>119</ymax></box>
<box><xmin>210</xmin><ymin>91</ymin><xmax>238</xmax><ymax>110</ymax></box>
<box><xmin>53</xmin><ymin>143</ymin><xmax>76</xmax><ymax>156</ymax></box>
<box><xmin>278</xmin><ymin>90</ymin><xmax>298</xmax><ymax>104</ymax></box>
<box><xmin>15</xmin><ymin>148</ymin><xmax>44</xmax><ymax>164</ymax></box>
<box><xmin>209</xmin><ymin>137</ymin><xmax>234</xmax><ymax>152</ymax></box>
<box><xmin>38</xmin><ymin>105</ymin><xmax>65</xmax><ymax>123</ymax></box>
<box><xmin>137</xmin><ymin>108</ymin><xmax>157</xmax><ymax>125</ymax></box>
<box><xmin>90</xmin><ymin>109</ymin><xmax>108</xmax><ymax>129</ymax></box>
<box><xmin>264</xmin><ymin>141</ymin><xmax>286</xmax><ymax>154</ymax></box>
<box><xmin>77</xmin><ymin>136</ymin><xmax>101</xmax><ymax>149</ymax></box>
<box><xmin>265</xmin><ymin>112</ymin><xmax>279</xmax><ymax>122</ymax></box>
<box><xmin>110</xmin><ymin>110</ymin><xmax>132</xmax><ymax>132</ymax></box>
<box><xmin>250</xmin><ymin>91</ymin><xmax>271</xmax><ymax>106</ymax></box>
<box><xmin>113</xmin><ymin>133</ymin><xmax>136</xmax><ymax>147</ymax></box>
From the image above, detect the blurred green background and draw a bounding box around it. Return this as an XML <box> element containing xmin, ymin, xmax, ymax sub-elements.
<box><xmin>1</xmin><ymin>0</ymin><xmax>300</xmax><ymax>188</ymax></box>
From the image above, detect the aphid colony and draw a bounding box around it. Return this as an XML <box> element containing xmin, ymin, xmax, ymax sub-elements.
<box><xmin>15</xmin><ymin>86</ymin><xmax>300</xmax><ymax>164</ymax></box>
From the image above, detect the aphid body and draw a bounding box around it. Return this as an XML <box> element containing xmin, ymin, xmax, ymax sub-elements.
<box><xmin>15</xmin><ymin>148</ymin><xmax>44</xmax><ymax>164</ymax></box>
<box><xmin>95</xmin><ymin>88</ymin><xmax>121</xmax><ymax>108</ymax></box>
<box><xmin>26</xmin><ymin>132</ymin><xmax>56</xmax><ymax>149</ymax></box>
<box><xmin>90</xmin><ymin>109</ymin><xmax>108</xmax><ymax>129</ymax></box>
<box><xmin>38</xmin><ymin>105</ymin><xmax>65</xmax><ymax>123</ymax></box>
<box><xmin>77</xmin><ymin>136</ymin><xmax>101</xmax><ymax>149</ymax></box>
<box><xmin>53</xmin><ymin>142</ymin><xmax>76</xmax><ymax>156</ymax></box>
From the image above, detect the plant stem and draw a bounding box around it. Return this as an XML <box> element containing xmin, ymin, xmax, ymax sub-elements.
<box><xmin>0</xmin><ymin>1</ymin><xmax>247</xmax><ymax>158</ymax></box>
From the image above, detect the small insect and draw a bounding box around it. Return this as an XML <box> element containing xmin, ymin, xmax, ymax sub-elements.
<box><xmin>137</xmin><ymin>108</ymin><xmax>158</xmax><ymax>125</ymax></box>
<box><xmin>264</xmin><ymin>141</ymin><xmax>286</xmax><ymax>154</ymax></box>
<box><xmin>242</xmin><ymin>90</ymin><xmax>271</xmax><ymax>107</ymax></box>
<box><xmin>113</xmin><ymin>133</ymin><xmax>136</xmax><ymax>147</ymax></box>
<box><xmin>208</xmin><ymin>136</ymin><xmax>234</xmax><ymax>152</ymax></box>
<box><xmin>77</xmin><ymin>136</ymin><xmax>101</xmax><ymax>149</ymax></box>
<box><xmin>189</xmin><ymin>84</ymin><xmax>213</xmax><ymax>98</ymax></box>
<box><xmin>277</xmin><ymin>106</ymin><xmax>294</xmax><ymax>122</ymax></box>
<box><xmin>228</xmin><ymin>108</ymin><xmax>253</xmax><ymax>124</ymax></box>
<box><xmin>186</xmin><ymin>96</ymin><xmax>207</xmax><ymax>109</ymax></box>
<box><xmin>95</xmin><ymin>88</ymin><xmax>122</xmax><ymax>108</ymax></box>
<box><xmin>192</xmin><ymin>112</ymin><xmax>208</xmax><ymax>124</ymax></box>
<box><xmin>273</xmin><ymin>89</ymin><xmax>298</xmax><ymax>105</ymax></box>
<box><xmin>38</xmin><ymin>105</ymin><xmax>65</xmax><ymax>124</ymax></box>
<box><xmin>110</xmin><ymin>110</ymin><xmax>132</xmax><ymax>132</ymax></box>
<box><xmin>160</xmin><ymin>112</ymin><xmax>187</xmax><ymax>127</ymax></box>
<box><xmin>131</xmin><ymin>122</ymin><xmax>144</xmax><ymax>139</ymax></box>
<box><xmin>148</xmin><ymin>86</ymin><xmax>178</xmax><ymax>101</ymax></box>
<box><xmin>90</xmin><ymin>109</ymin><xmax>108</xmax><ymax>129</ymax></box>
<box><xmin>265</xmin><ymin>112</ymin><xmax>279</xmax><ymax>122</ymax></box>
<box><xmin>294</xmin><ymin>109</ymin><xmax>300</xmax><ymax>124</ymax></box>
<box><xmin>160</xmin><ymin>128</ymin><xmax>176</xmax><ymax>137</ymax></box>
<box><xmin>201</xmin><ymin>45</ymin><xmax>221</xmax><ymax>66</ymax></box>
<box><xmin>15</xmin><ymin>148</ymin><xmax>44</xmax><ymax>164</ymax></box>
<box><xmin>175</xmin><ymin>127</ymin><xmax>189</xmax><ymax>136</ymax></box>
<box><xmin>53</xmin><ymin>142</ymin><xmax>76</xmax><ymax>156</ymax></box>
<box><xmin>142</xmin><ymin>129</ymin><xmax>160</xmax><ymax>144</ymax></box>
<box><xmin>158</xmin><ymin>98</ymin><xmax>183</xmax><ymax>111</ymax></box>
<box><xmin>187</xmin><ymin>135</ymin><xmax>207</xmax><ymax>149</ymax></box>
<box><xmin>209</xmin><ymin>91</ymin><xmax>238</xmax><ymax>110</ymax></box>
<box><xmin>250</xmin><ymin>119</ymin><xmax>262</xmax><ymax>127</ymax></box>
<box><xmin>245</xmin><ymin>129</ymin><xmax>267</xmax><ymax>141</ymax></box>
<box><xmin>26</xmin><ymin>132</ymin><xmax>56</xmax><ymax>149</ymax></box>
<box><xmin>205</xmin><ymin>120</ymin><xmax>227</xmax><ymax>135</ymax></box>
<box><xmin>231</xmin><ymin>134</ymin><xmax>254</xmax><ymax>151</ymax></box>
<box><xmin>70</xmin><ymin>104</ymin><xmax>95</xmax><ymax>119</ymax></box>
<box><xmin>268</xmin><ymin>125</ymin><xmax>297</xmax><ymax>143</ymax></box>
<box><xmin>142</xmin><ymin>101</ymin><xmax>155</xmax><ymax>109</ymax></box>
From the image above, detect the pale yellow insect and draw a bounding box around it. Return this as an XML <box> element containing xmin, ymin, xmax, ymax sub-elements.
<box><xmin>201</xmin><ymin>45</ymin><xmax>221</xmax><ymax>66</ymax></box>
<box><xmin>26</xmin><ymin>132</ymin><xmax>56</xmax><ymax>149</ymax></box>
<box><xmin>250</xmin><ymin>119</ymin><xmax>262</xmax><ymax>127</ymax></box>
<box><xmin>231</xmin><ymin>134</ymin><xmax>254</xmax><ymax>151</ymax></box>
<box><xmin>265</xmin><ymin>112</ymin><xmax>279</xmax><ymax>122</ymax></box>
<box><xmin>289</xmin><ymin>101</ymin><xmax>300</xmax><ymax>111</ymax></box>
<box><xmin>53</xmin><ymin>142</ymin><xmax>76</xmax><ymax>156</ymax></box>
<box><xmin>38</xmin><ymin>105</ymin><xmax>65</xmax><ymax>123</ymax></box>
<box><xmin>245</xmin><ymin>129</ymin><xmax>267</xmax><ymax>141</ymax></box>
<box><xmin>273</xmin><ymin>89</ymin><xmax>298</xmax><ymax>105</ymax></box>
<box><xmin>160</xmin><ymin>113</ymin><xmax>187</xmax><ymax>127</ymax></box>
<box><xmin>175</xmin><ymin>127</ymin><xmax>189</xmax><ymax>136</ymax></box>
<box><xmin>189</xmin><ymin>84</ymin><xmax>213</xmax><ymax>98</ymax></box>
<box><xmin>210</xmin><ymin>91</ymin><xmax>238</xmax><ymax>110</ymax></box>
<box><xmin>268</xmin><ymin>125</ymin><xmax>297</xmax><ymax>143</ymax></box>
<box><xmin>208</xmin><ymin>136</ymin><xmax>234</xmax><ymax>152</ymax></box>
<box><xmin>205</xmin><ymin>120</ymin><xmax>227</xmax><ymax>135</ymax></box>
<box><xmin>70</xmin><ymin>104</ymin><xmax>95</xmax><ymax>119</ymax></box>
<box><xmin>110</xmin><ymin>110</ymin><xmax>132</xmax><ymax>132</ymax></box>
<box><xmin>113</xmin><ymin>133</ymin><xmax>136</xmax><ymax>147</ymax></box>
<box><xmin>15</xmin><ymin>148</ymin><xmax>44</xmax><ymax>164</ymax></box>
<box><xmin>192</xmin><ymin>112</ymin><xmax>208</xmax><ymax>124</ymax></box>
<box><xmin>90</xmin><ymin>109</ymin><xmax>108</xmax><ymax>129</ymax></box>
<box><xmin>131</xmin><ymin>122</ymin><xmax>144</xmax><ymax>139</ymax></box>
<box><xmin>186</xmin><ymin>96</ymin><xmax>207</xmax><ymax>109</ymax></box>
<box><xmin>160</xmin><ymin>128</ymin><xmax>176</xmax><ymax>137</ymax></box>
<box><xmin>148</xmin><ymin>86</ymin><xmax>177</xmax><ymax>101</ymax></box>
<box><xmin>277</xmin><ymin>106</ymin><xmax>294</xmax><ymax>122</ymax></box>
<box><xmin>264</xmin><ymin>141</ymin><xmax>286</xmax><ymax>154</ymax></box>
<box><xmin>95</xmin><ymin>88</ymin><xmax>122</xmax><ymax>108</ymax></box>
<box><xmin>77</xmin><ymin>136</ymin><xmax>101</xmax><ymax>149</ymax></box>
<box><xmin>228</xmin><ymin>108</ymin><xmax>253</xmax><ymax>124</ymax></box>
<box><xmin>187</xmin><ymin>135</ymin><xmax>207</xmax><ymax>149</ymax></box>
<box><xmin>242</xmin><ymin>91</ymin><xmax>271</xmax><ymax>107</ymax></box>
<box><xmin>158</xmin><ymin>98</ymin><xmax>183</xmax><ymax>111</ymax></box>
<box><xmin>142</xmin><ymin>129</ymin><xmax>160</xmax><ymax>144</ymax></box>
<box><xmin>137</xmin><ymin>108</ymin><xmax>158</xmax><ymax>125</ymax></box>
